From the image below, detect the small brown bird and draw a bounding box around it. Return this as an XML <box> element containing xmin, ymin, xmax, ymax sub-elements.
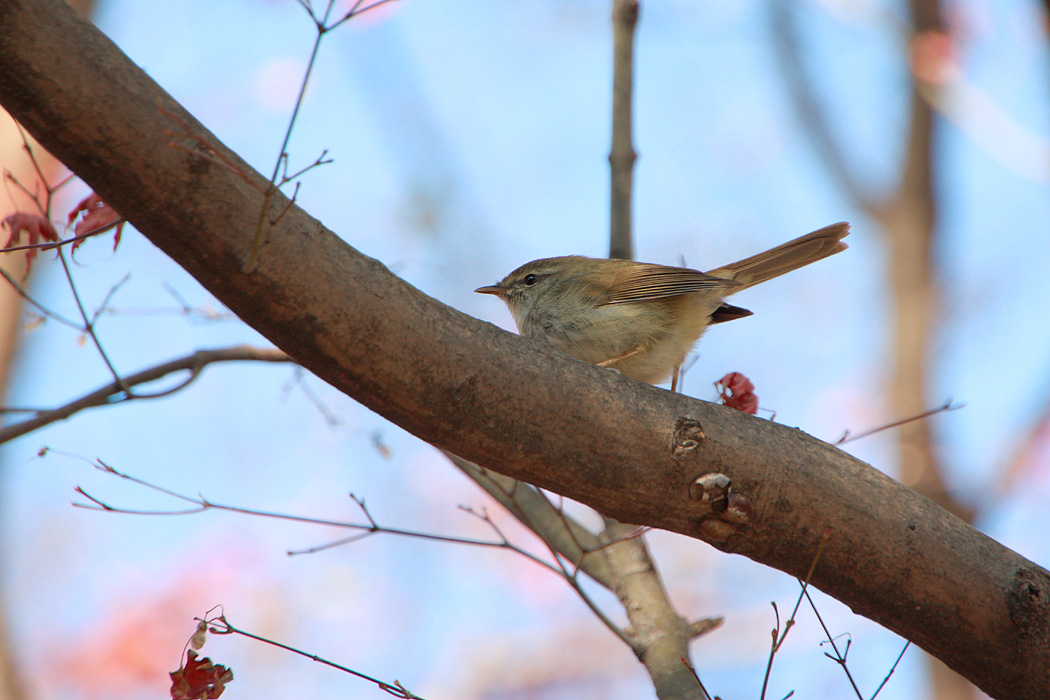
<box><xmin>476</xmin><ymin>222</ymin><xmax>849</xmax><ymax>391</ymax></box>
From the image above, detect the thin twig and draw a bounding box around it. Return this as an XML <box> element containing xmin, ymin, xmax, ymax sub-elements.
<box><xmin>57</xmin><ymin>452</ymin><xmax>574</xmax><ymax>570</ymax></box>
<box><xmin>331</xmin><ymin>0</ymin><xmax>398</xmax><ymax>29</ymax></box>
<box><xmin>243</xmin><ymin>0</ymin><xmax>393</xmax><ymax>271</ymax></box>
<box><xmin>0</xmin><ymin>218</ymin><xmax>122</xmax><ymax>255</ymax></box>
<box><xmin>446</xmin><ymin>452</ymin><xmax>612</xmax><ymax>584</ymax></box>
<box><xmin>870</xmin><ymin>641</ymin><xmax>911</xmax><ymax>699</ymax></box>
<box><xmin>4</xmin><ymin>137</ymin><xmax>51</xmax><ymax>216</ymax></box>
<box><xmin>836</xmin><ymin>399</ymin><xmax>963</xmax><ymax>445</ymax></box>
<box><xmin>90</xmin><ymin>273</ymin><xmax>131</xmax><ymax>325</ymax></box>
<box><xmin>205</xmin><ymin>614</ymin><xmax>424</xmax><ymax>698</ymax></box>
<box><xmin>15</xmin><ymin>122</ymin><xmax>57</xmax><ymax>210</ymax></box>
<box><xmin>680</xmin><ymin>657</ymin><xmax>718</xmax><ymax>699</ymax></box>
<box><xmin>0</xmin><ymin>267</ymin><xmax>82</xmax><ymax>328</ymax></box>
<box><xmin>454</xmin><ymin>504</ymin><xmax>565</xmax><ymax>574</ymax></box>
<box><xmin>279</xmin><ymin>150</ymin><xmax>332</xmax><ymax>185</ymax></box>
<box><xmin>56</xmin><ymin>248</ymin><xmax>130</xmax><ymax>394</ymax></box>
<box><xmin>246</xmin><ymin>16</ymin><xmax>327</xmax><ymax>273</ymax></box>
<box><xmin>803</xmin><ymin>586</ymin><xmax>864</xmax><ymax>699</ymax></box>
<box><xmin>0</xmin><ymin>346</ymin><xmax>292</xmax><ymax>444</ymax></box>
<box><xmin>445</xmin><ymin>453</ymin><xmax>633</xmax><ymax>645</ymax></box>
<box><xmin>281</xmin><ymin>366</ymin><xmax>342</xmax><ymax>426</ymax></box>
<box><xmin>99</xmin><ymin>282</ymin><xmax>235</xmax><ymax>321</ymax></box>
<box><xmin>760</xmin><ymin>528</ymin><xmax>832</xmax><ymax>699</ymax></box>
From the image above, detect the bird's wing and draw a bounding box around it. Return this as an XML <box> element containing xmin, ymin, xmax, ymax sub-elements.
<box><xmin>598</xmin><ymin>262</ymin><xmax>742</xmax><ymax>305</ymax></box>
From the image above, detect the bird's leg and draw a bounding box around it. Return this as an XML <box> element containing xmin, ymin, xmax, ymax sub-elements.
<box><xmin>671</xmin><ymin>365</ymin><xmax>680</xmax><ymax>393</ymax></box>
<box><xmin>597</xmin><ymin>347</ymin><xmax>642</xmax><ymax>368</ymax></box>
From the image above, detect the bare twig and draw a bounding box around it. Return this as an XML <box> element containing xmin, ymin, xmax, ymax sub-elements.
<box><xmin>871</xmin><ymin>641</ymin><xmax>911</xmax><ymax>699</ymax></box>
<box><xmin>760</xmin><ymin>528</ymin><xmax>832</xmax><ymax>699</ymax></box>
<box><xmin>803</xmin><ymin>587</ymin><xmax>864</xmax><ymax>699</ymax></box>
<box><xmin>0</xmin><ymin>217</ymin><xmax>124</xmax><ymax>255</ymax></box>
<box><xmin>57</xmin><ymin>452</ymin><xmax>574</xmax><ymax>572</ymax></box>
<box><xmin>0</xmin><ymin>346</ymin><xmax>292</xmax><ymax>443</ymax></box>
<box><xmin>205</xmin><ymin>613</ymin><xmax>424</xmax><ymax>698</ymax></box>
<box><xmin>3</xmin><ymin>138</ymin><xmax>52</xmax><ymax>216</ymax></box>
<box><xmin>3</xmin><ymin>128</ymin><xmax>139</xmax><ymax>394</ymax></box>
<box><xmin>805</xmin><ymin>578</ymin><xmax>912</xmax><ymax>700</ymax></box>
<box><xmin>246</xmin><ymin>0</ymin><xmax>394</xmax><ymax>271</ymax></box>
<box><xmin>279</xmin><ymin>151</ymin><xmax>332</xmax><ymax>186</ymax></box>
<box><xmin>836</xmin><ymin>399</ymin><xmax>963</xmax><ymax>445</ymax></box>
<box><xmin>89</xmin><ymin>273</ymin><xmax>130</xmax><ymax>325</ymax></box>
<box><xmin>446</xmin><ymin>452</ymin><xmax>613</xmax><ymax>583</ymax></box>
<box><xmin>96</xmin><ymin>281</ymin><xmax>234</xmax><ymax>321</ymax></box>
<box><xmin>0</xmin><ymin>267</ymin><xmax>81</xmax><ymax>328</ymax></box>
<box><xmin>330</xmin><ymin>0</ymin><xmax>398</xmax><ymax>29</ymax></box>
<box><xmin>281</xmin><ymin>366</ymin><xmax>342</xmax><ymax>427</ymax></box>
<box><xmin>447</xmin><ymin>454</ymin><xmax>632</xmax><ymax>644</ymax></box>
<box><xmin>680</xmin><ymin>657</ymin><xmax>718</xmax><ymax>699</ymax></box>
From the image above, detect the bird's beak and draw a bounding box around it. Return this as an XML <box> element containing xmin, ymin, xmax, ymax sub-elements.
<box><xmin>474</xmin><ymin>284</ymin><xmax>506</xmax><ymax>296</ymax></box>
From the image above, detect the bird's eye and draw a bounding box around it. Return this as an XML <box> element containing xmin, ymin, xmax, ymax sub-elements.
<box><xmin>523</xmin><ymin>273</ymin><xmax>538</xmax><ymax>286</ymax></box>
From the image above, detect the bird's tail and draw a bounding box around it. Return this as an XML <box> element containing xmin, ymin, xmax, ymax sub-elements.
<box><xmin>706</xmin><ymin>222</ymin><xmax>850</xmax><ymax>290</ymax></box>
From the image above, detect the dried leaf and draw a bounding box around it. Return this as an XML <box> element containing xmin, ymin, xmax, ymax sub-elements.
<box><xmin>1</xmin><ymin>212</ymin><xmax>60</xmax><ymax>275</ymax></box>
<box><xmin>68</xmin><ymin>192</ymin><xmax>125</xmax><ymax>252</ymax></box>
<box><xmin>169</xmin><ymin>650</ymin><xmax>233</xmax><ymax>700</ymax></box>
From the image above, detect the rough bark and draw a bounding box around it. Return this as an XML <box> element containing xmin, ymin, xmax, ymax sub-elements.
<box><xmin>0</xmin><ymin>1</ymin><xmax>1047</xmax><ymax>697</ymax></box>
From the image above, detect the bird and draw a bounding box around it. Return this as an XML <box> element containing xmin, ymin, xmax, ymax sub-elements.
<box><xmin>475</xmin><ymin>222</ymin><xmax>849</xmax><ymax>392</ymax></box>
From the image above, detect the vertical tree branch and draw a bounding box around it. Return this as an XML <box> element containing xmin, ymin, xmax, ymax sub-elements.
<box><xmin>769</xmin><ymin>1</ymin><xmax>883</xmax><ymax>219</ymax></box>
<box><xmin>448</xmin><ymin>454</ymin><xmax>715</xmax><ymax>700</ymax></box>
<box><xmin>461</xmin><ymin>5</ymin><xmax>714</xmax><ymax>696</ymax></box>
<box><xmin>890</xmin><ymin>0</ymin><xmax>971</xmax><ymax>515</ymax></box>
<box><xmin>609</xmin><ymin>0</ymin><xmax>638</xmax><ymax>261</ymax></box>
<box><xmin>599</xmin><ymin>518</ymin><xmax>713</xmax><ymax>700</ymax></box>
<box><xmin>772</xmin><ymin>1</ymin><xmax>978</xmax><ymax>697</ymax></box>
<box><xmin>887</xmin><ymin>6</ymin><xmax>975</xmax><ymax>698</ymax></box>
<box><xmin>608</xmin><ymin>3</ymin><xmax>713</xmax><ymax>697</ymax></box>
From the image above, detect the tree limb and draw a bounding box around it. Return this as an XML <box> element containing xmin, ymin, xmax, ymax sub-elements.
<box><xmin>609</xmin><ymin>0</ymin><xmax>638</xmax><ymax>260</ymax></box>
<box><xmin>0</xmin><ymin>1</ymin><xmax>1046</xmax><ymax>697</ymax></box>
<box><xmin>448</xmin><ymin>452</ymin><xmax>720</xmax><ymax>700</ymax></box>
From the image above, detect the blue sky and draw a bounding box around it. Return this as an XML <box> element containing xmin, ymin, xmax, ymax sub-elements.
<box><xmin>3</xmin><ymin>1</ymin><xmax>1049</xmax><ymax>698</ymax></box>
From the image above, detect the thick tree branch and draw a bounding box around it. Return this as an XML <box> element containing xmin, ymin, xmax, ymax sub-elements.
<box><xmin>449</xmin><ymin>453</ymin><xmax>718</xmax><ymax>700</ymax></box>
<box><xmin>606</xmin><ymin>4</ymin><xmax>713</xmax><ymax>697</ymax></box>
<box><xmin>0</xmin><ymin>1</ymin><xmax>1047</xmax><ymax>697</ymax></box>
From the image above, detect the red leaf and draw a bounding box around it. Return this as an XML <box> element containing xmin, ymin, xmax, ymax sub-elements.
<box><xmin>169</xmin><ymin>650</ymin><xmax>234</xmax><ymax>700</ymax></box>
<box><xmin>1</xmin><ymin>212</ymin><xmax>60</xmax><ymax>276</ymax></box>
<box><xmin>67</xmin><ymin>192</ymin><xmax>125</xmax><ymax>252</ymax></box>
<box><xmin>715</xmin><ymin>372</ymin><xmax>758</xmax><ymax>415</ymax></box>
